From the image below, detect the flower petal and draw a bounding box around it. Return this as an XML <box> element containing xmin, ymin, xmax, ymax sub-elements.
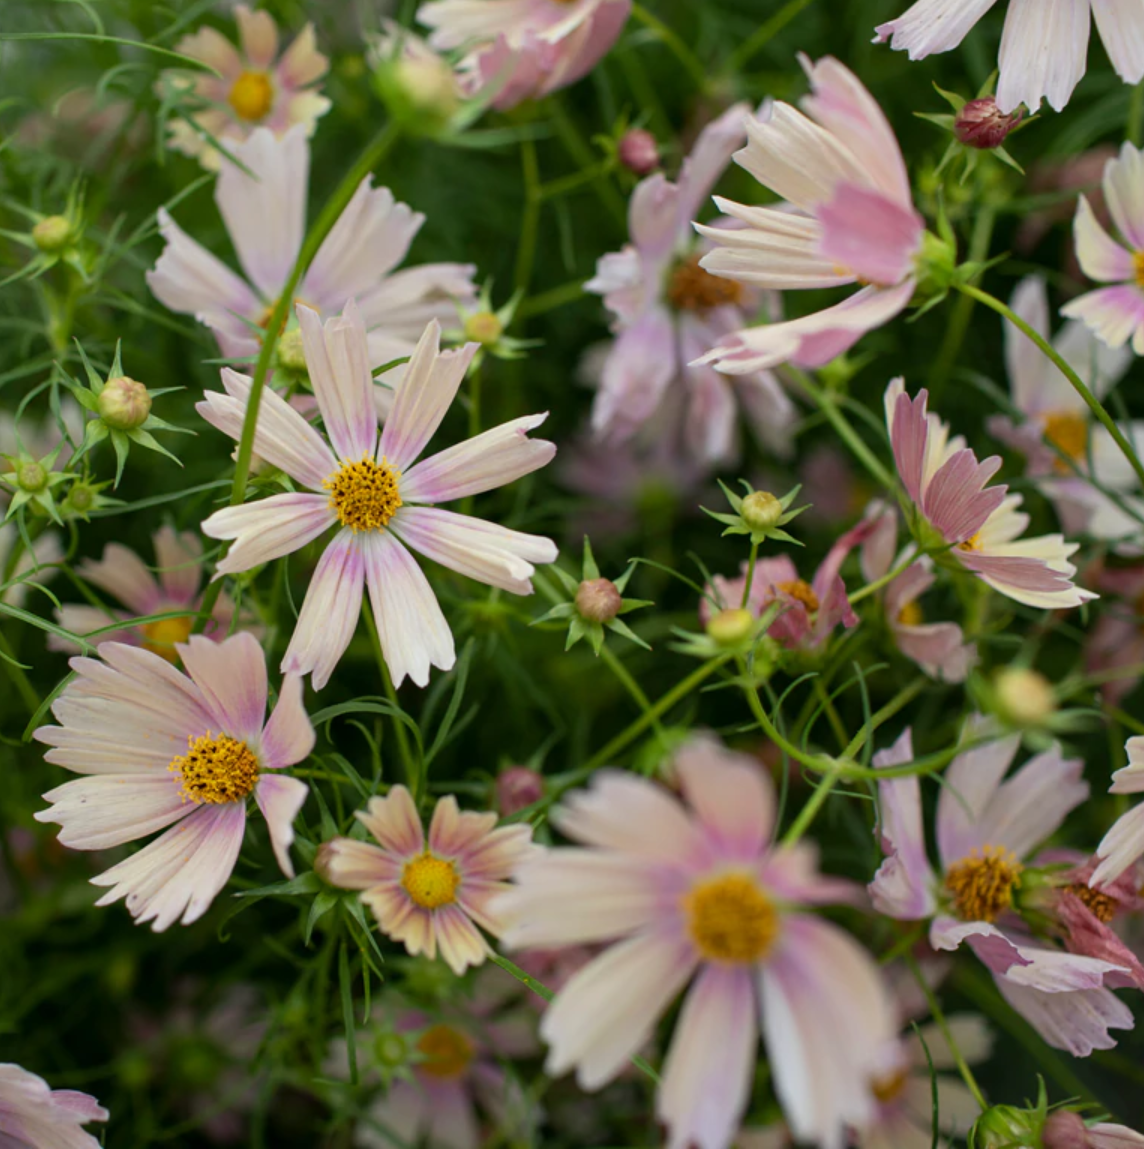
<box><xmin>260</xmin><ymin>673</ymin><xmax>315</xmax><ymax>770</ymax></box>
<box><xmin>35</xmin><ymin>774</ymin><xmax>192</xmax><ymax>850</ymax></box>
<box><xmin>997</xmin><ymin>0</ymin><xmax>1090</xmax><ymax>114</ymax></box>
<box><xmin>358</xmin><ymin>786</ymin><xmax>424</xmax><ymax>855</ymax></box>
<box><xmin>202</xmin><ymin>492</ymin><xmax>335</xmax><ymax>577</ymax></box>
<box><xmin>255</xmin><ymin>773</ymin><xmax>308</xmax><ymax>877</ymax></box>
<box><xmin>874</xmin><ymin>0</ymin><xmax>998</xmax><ymax>57</ymax></box>
<box><xmin>178</xmin><ymin>632</ymin><xmax>268</xmax><ymax>743</ymax></box>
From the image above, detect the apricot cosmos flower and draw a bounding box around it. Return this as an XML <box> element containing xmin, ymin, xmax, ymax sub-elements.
<box><xmin>496</xmin><ymin>734</ymin><xmax>897</xmax><ymax>1149</ymax></box>
<box><xmin>199</xmin><ymin>303</ymin><xmax>557</xmax><ymax>689</ymax></box>
<box><xmin>694</xmin><ymin>56</ymin><xmax>924</xmax><ymax>373</ymax></box>
<box><xmin>885</xmin><ymin>378</ymin><xmax>1096</xmax><ymax>610</ymax></box>
<box><xmin>33</xmin><ymin>633</ymin><xmax>313</xmax><ymax>931</ymax></box>
<box><xmin>317</xmin><ymin>786</ymin><xmax>535</xmax><ymax>975</ymax></box>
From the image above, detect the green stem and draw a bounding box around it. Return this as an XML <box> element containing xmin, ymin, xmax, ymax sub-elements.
<box><xmin>841</xmin><ymin>677</ymin><xmax>926</xmax><ymax>761</ymax></box>
<box><xmin>955</xmin><ymin>282</ymin><xmax>1144</xmax><ymax>490</ymax></box>
<box><xmin>781</xmin><ymin>761</ymin><xmax>843</xmax><ymax>846</ymax></box>
<box><xmin>847</xmin><ymin>552</ymin><xmax>917</xmax><ymax>606</ymax></box>
<box><xmin>600</xmin><ymin>643</ymin><xmax>666</xmax><ymax>744</ymax></box>
<box><xmin>1130</xmin><ymin>78</ymin><xmax>1144</xmax><ymax>148</ymax></box>
<box><xmin>738</xmin><ymin>659</ymin><xmax>837</xmax><ymax>773</ymax></box>
<box><xmin>726</xmin><ymin>0</ymin><xmax>818</xmax><ymax>72</ymax></box>
<box><xmin>518</xmin><ymin>279</ymin><xmax>586</xmax><ymax>318</ymax></box>
<box><xmin>0</xmin><ymin>629</ymin><xmax>38</xmax><ymax>715</ymax></box>
<box><xmin>630</xmin><ymin>3</ymin><xmax>708</xmax><ymax>91</ymax></box>
<box><xmin>740</xmin><ymin>541</ymin><xmax>760</xmax><ymax>608</ymax></box>
<box><xmin>514</xmin><ymin>137</ymin><xmax>542</xmax><ymax>295</ymax></box>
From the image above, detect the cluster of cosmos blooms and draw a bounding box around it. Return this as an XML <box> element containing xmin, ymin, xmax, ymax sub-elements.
<box><xmin>18</xmin><ymin>1</ymin><xmax>1144</xmax><ymax>1148</ymax></box>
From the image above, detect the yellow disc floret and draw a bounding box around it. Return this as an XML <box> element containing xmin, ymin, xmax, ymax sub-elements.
<box><xmin>945</xmin><ymin>845</ymin><xmax>1024</xmax><ymax>923</ymax></box>
<box><xmin>870</xmin><ymin>1066</ymin><xmax>910</xmax><ymax>1105</ymax></box>
<box><xmin>416</xmin><ymin>1024</ymin><xmax>474</xmax><ymax>1079</ymax></box>
<box><xmin>776</xmin><ymin>578</ymin><xmax>820</xmax><ymax>613</ymax></box>
<box><xmin>143</xmin><ymin>615</ymin><xmax>194</xmax><ymax>662</ymax></box>
<box><xmin>896</xmin><ymin>601</ymin><xmax>923</xmax><ymax>627</ymax></box>
<box><xmin>401</xmin><ymin>852</ymin><xmax>460</xmax><ymax>910</ymax></box>
<box><xmin>683</xmin><ymin>872</ymin><xmax>780</xmax><ymax>963</ymax></box>
<box><xmin>170</xmin><ymin>731</ymin><xmax>260</xmax><ymax>804</ymax></box>
<box><xmin>667</xmin><ymin>254</ymin><xmax>744</xmax><ymax>313</ymax></box>
<box><xmin>1134</xmin><ymin>250</ymin><xmax>1144</xmax><ymax>289</ymax></box>
<box><xmin>1042</xmin><ymin>410</ymin><xmax>1088</xmax><ymax>472</ymax></box>
<box><xmin>228</xmin><ymin>70</ymin><xmax>274</xmax><ymax>122</ymax></box>
<box><xmin>324</xmin><ymin>456</ymin><xmax>403</xmax><ymax>533</ymax></box>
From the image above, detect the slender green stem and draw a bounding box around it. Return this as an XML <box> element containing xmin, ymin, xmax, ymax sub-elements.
<box><xmin>600</xmin><ymin>643</ymin><xmax>666</xmax><ymax>743</ymax></box>
<box><xmin>518</xmin><ymin>279</ymin><xmax>586</xmax><ymax>318</ymax></box>
<box><xmin>363</xmin><ymin>603</ymin><xmax>419</xmax><ymax>799</ymax></box>
<box><xmin>630</xmin><ymin>3</ymin><xmax>708</xmax><ymax>92</ymax></box>
<box><xmin>847</xmin><ymin>552</ymin><xmax>917</xmax><ymax>606</ymax></box>
<box><xmin>955</xmin><ymin>283</ymin><xmax>1144</xmax><ymax>490</ymax></box>
<box><xmin>841</xmin><ymin>677</ymin><xmax>926</xmax><ymax>761</ymax></box>
<box><xmin>738</xmin><ymin>658</ymin><xmax>837</xmax><ymax>773</ymax></box>
<box><xmin>727</xmin><ymin>0</ymin><xmax>818</xmax><ymax>72</ymax></box>
<box><xmin>514</xmin><ymin>137</ymin><xmax>542</xmax><ymax>295</ymax></box>
<box><xmin>781</xmin><ymin>761</ymin><xmax>844</xmax><ymax>846</ymax></box>
<box><xmin>0</xmin><ymin>629</ymin><xmax>38</xmax><ymax>715</ymax></box>
<box><xmin>813</xmin><ymin>679</ymin><xmax>849</xmax><ymax>751</ymax></box>
<box><xmin>741</xmin><ymin>541</ymin><xmax>760</xmax><ymax>607</ymax></box>
<box><xmin>1130</xmin><ymin>78</ymin><xmax>1144</xmax><ymax>147</ymax></box>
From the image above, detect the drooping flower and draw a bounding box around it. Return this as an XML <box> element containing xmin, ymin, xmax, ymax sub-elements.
<box><xmin>875</xmin><ymin>0</ymin><xmax>1144</xmax><ymax>115</ymax></box>
<box><xmin>33</xmin><ymin>633</ymin><xmax>313</xmax><ymax>931</ymax></box>
<box><xmin>990</xmin><ymin>276</ymin><xmax>1141</xmax><ymax>543</ymax></box>
<box><xmin>693</xmin><ymin>56</ymin><xmax>924</xmax><ymax>374</ymax></box>
<box><xmin>584</xmin><ymin>102</ymin><xmax>795</xmax><ymax>465</ymax></box>
<box><xmin>158</xmin><ymin>4</ymin><xmax>330</xmax><ymax>169</ymax></box>
<box><xmin>147</xmin><ymin>124</ymin><xmax>476</xmax><ymax>382</ymax></box>
<box><xmin>859</xmin><ymin>501</ymin><xmax>976</xmax><ymax>682</ymax></box>
<box><xmin>1094</xmin><ymin>736</ymin><xmax>1144</xmax><ymax>887</ymax></box>
<box><xmin>198</xmin><ymin>304</ymin><xmax>557</xmax><ymax>689</ymax></box>
<box><xmin>316</xmin><ymin>785</ymin><xmax>535</xmax><ymax>975</ymax></box>
<box><xmin>50</xmin><ymin>525</ymin><xmax>243</xmax><ymax>660</ymax></box>
<box><xmin>0</xmin><ymin>1063</ymin><xmax>108</xmax><ymax>1149</ymax></box>
<box><xmin>885</xmin><ymin>378</ymin><xmax>1096</xmax><ymax>610</ymax></box>
<box><xmin>496</xmin><ymin>734</ymin><xmax>898</xmax><ymax>1149</ymax></box>
<box><xmin>1061</xmin><ymin>142</ymin><xmax>1144</xmax><ymax>357</ymax></box>
<box><xmin>870</xmin><ymin>726</ymin><xmax>1135</xmax><ymax>1056</ymax></box>
<box><xmin>416</xmin><ymin>0</ymin><xmax>631</xmax><ymax>111</ymax></box>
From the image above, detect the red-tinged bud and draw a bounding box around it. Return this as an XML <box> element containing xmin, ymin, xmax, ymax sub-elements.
<box><xmin>575</xmin><ymin>577</ymin><xmax>623</xmax><ymax>623</ymax></box>
<box><xmin>618</xmin><ymin>128</ymin><xmax>659</xmax><ymax>176</ymax></box>
<box><xmin>496</xmin><ymin>766</ymin><xmax>544</xmax><ymax>816</ymax></box>
<box><xmin>1043</xmin><ymin>1111</ymin><xmax>1090</xmax><ymax>1149</ymax></box>
<box><xmin>954</xmin><ymin>97</ymin><xmax>1023</xmax><ymax>150</ymax></box>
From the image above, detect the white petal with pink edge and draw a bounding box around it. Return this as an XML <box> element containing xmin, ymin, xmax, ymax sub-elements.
<box><xmin>178</xmin><ymin>632</ymin><xmax>268</xmax><ymax>743</ymax></box>
<box><xmin>874</xmin><ymin>0</ymin><xmax>998</xmax><ymax>57</ymax></box>
<box><xmin>357</xmin><ymin>786</ymin><xmax>424</xmax><ymax>857</ymax></box>
<box><xmin>260</xmin><ymin>674</ymin><xmax>316</xmax><ymax>769</ymax></box>
<box><xmin>202</xmin><ymin>492</ymin><xmax>334</xmax><ymax>577</ymax></box>
<box><xmin>256</xmin><ymin>773</ymin><xmax>309</xmax><ymax>877</ymax></box>
<box><xmin>35</xmin><ymin>774</ymin><xmax>192</xmax><ymax>850</ymax></box>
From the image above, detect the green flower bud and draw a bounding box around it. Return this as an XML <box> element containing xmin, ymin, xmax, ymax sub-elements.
<box><xmin>277</xmin><ymin>329</ymin><xmax>308</xmax><ymax>374</ymax></box>
<box><xmin>98</xmin><ymin>376</ymin><xmax>151</xmax><ymax>431</ymax></box>
<box><xmin>16</xmin><ymin>461</ymin><xmax>47</xmax><ymax>492</ymax></box>
<box><xmin>32</xmin><ymin>215</ymin><xmax>73</xmax><ymax>253</ymax></box>
<box><xmin>464</xmin><ymin>311</ymin><xmax>504</xmax><ymax>347</ymax></box>
<box><xmin>994</xmin><ymin>667</ymin><xmax>1055</xmax><ymax>728</ymax></box>
<box><xmin>706</xmin><ymin>607</ymin><xmax>754</xmax><ymax>646</ymax></box>
<box><xmin>741</xmin><ymin>490</ymin><xmax>783</xmax><ymax>531</ymax></box>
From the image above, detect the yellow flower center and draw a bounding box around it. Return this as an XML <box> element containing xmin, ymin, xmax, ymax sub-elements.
<box><xmin>683</xmin><ymin>872</ymin><xmax>780</xmax><ymax>963</ymax></box>
<box><xmin>1134</xmin><ymin>250</ymin><xmax>1144</xmax><ymax>289</ymax></box>
<box><xmin>142</xmin><ymin>615</ymin><xmax>194</xmax><ymax>662</ymax></box>
<box><xmin>415</xmin><ymin>1024</ymin><xmax>474</xmax><ymax>1079</ymax></box>
<box><xmin>324</xmin><ymin>456</ymin><xmax>402</xmax><ymax>533</ymax></box>
<box><xmin>1065</xmin><ymin>882</ymin><xmax>1117</xmax><ymax>923</ymax></box>
<box><xmin>228</xmin><ymin>70</ymin><xmax>274</xmax><ymax>122</ymax></box>
<box><xmin>958</xmin><ymin>532</ymin><xmax>982</xmax><ymax>552</ymax></box>
<box><xmin>776</xmin><ymin>578</ymin><xmax>819</xmax><ymax>613</ymax></box>
<box><xmin>945</xmin><ymin>845</ymin><xmax>1023</xmax><ymax>923</ymax></box>
<box><xmin>667</xmin><ymin>255</ymin><xmax>744</xmax><ymax>313</ymax></box>
<box><xmin>896</xmin><ymin>600</ymin><xmax>923</xmax><ymax>627</ymax></box>
<box><xmin>871</xmin><ymin>1067</ymin><xmax>910</xmax><ymax>1105</ymax></box>
<box><xmin>169</xmin><ymin>731</ymin><xmax>260</xmax><ymax>804</ymax></box>
<box><xmin>1042</xmin><ymin>410</ymin><xmax>1088</xmax><ymax>472</ymax></box>
<box><xmin>401</xmin><ymin>852</ymin><xmax>460</xmax><ymax>909</ymax></box>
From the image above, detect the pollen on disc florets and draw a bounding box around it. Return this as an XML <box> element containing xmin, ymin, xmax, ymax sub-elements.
<box><xmin>777</xmin><ymin>578</ymin><xmax>819</xmax><ymax>613</ymax></box>
<box><xmin>170</xmin><ymin>731</ymin><xmax>260</xmax><ymax>804</ymax></box>
<box><xmin>401</xmin><ymin>852</ymin><xmax>460</xmax><ymax>909</ymax></box>
<box><xmin>325</xmin><ymin>456</ymin><xmax>403</xmax><ymax>532</ymax></box>
<box><xmin>142</xmin><ymin>615</ymin><xmax>194</xmax><ymax>662</ymax></box>
<box><xmin>415</xmin><ymin>1024</ymin><xmax>474</xmax><ymax>1079</ymax></box>
<box><xmin>667</xmin><ymin>254</ymin><xmax>744</xmax><ymax>313</ymax></box>
<box><xmin>945</xmin><ymin>844</ymin><xmax>1024</xmax><ymax>923</ymax></box>
<box><xmin>683</xmin><ymin>872</ymin><xmax>780</xmax><ymax>963</ymax></box>
<box><xmin>228</xmin><ymin>70</ymin><xmax>274</xmax><ymax>122</ymax></box>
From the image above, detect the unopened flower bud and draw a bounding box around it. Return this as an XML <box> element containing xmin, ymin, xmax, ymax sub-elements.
<box><xmin>706</xmin><ymin>607</ymin><xmax>754</xmax><ymax>646</ymax></box>
<box><xmin>1043</xmin><ymin>1111</ymin><xmax>1090</xmax><ymax>1149</ymax></box>
<box><xmin>971</xmin><ymin>1105</ymin><xmax>1043</xmax><ymax>1149</ymax></box>
<box><xmin>994</xmin><ymin>666</ymin><xmax>1056</xmax><ymax>727</ymax></box>
<box><xmin>464</xmin><ymin>311</ymin><xmax>503</xmax><ymax>347</ymax></box>
<box><xmin>98</xmin><ymin>376</ymin><xmax>151</xmax><ymax>430</ymax></box>
<box><xmin>741</xmin><ymin>490</ymin><xmax>783</xmax><ymax>531</ymax></box>
<box><xmin>32</xmin><ymin>214</ymin><xmax>73</xmax><ymax>253</ymax></box>
<box><xmin>16</xmin><ymin>461</ymin><xmax>47</xmax><ymax>492</ymax></box>
<box><xmin>496</xmin><ymin>766</ymin><xmax>544</xmax><ymax>816</ymax></box>
<box><xmin>575</xmin><ymin>577</ymin><xmax>622</xmax><ymax>623</ymax></box>
<box><xmin>373</xmin><ymin>1030</ymin><xmax>410</xmax><ymax>1069</ymax></box>
<box><xmin>64</xmin><ymin>481</ymin><xmax>96</xmax><ymax>516</ymax></box>
<box><xmin>954</xmin><ymin>97</ymin><xmax>1023</xmax><ymax>150</ymax></box>
<box><xmin>618</xmin><ymin>128</ymin><xmax>659</xmax><ymax>176</ymax></box>
<box><xmin>313</xmin><ymin>841</ymin><xmax>339</xmax><ymax>885</ymax></box>
<box><xmin>277</xmin><ymin>329</ymin><xmax>307</xmax><ymax>373</ymax></box>
<box><xmin>394</xmin><ymin>55</ymin><xmax>459</xmax><ymax>122</ymax></box>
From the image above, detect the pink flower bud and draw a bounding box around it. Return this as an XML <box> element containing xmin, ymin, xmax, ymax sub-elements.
<box><xmin>954</xmin><ymin>97</ymin><xmax>1023</xmax><ymax>150</ymax></box>
<box><xmin>313</xmin><ymin>841</ymin><xmax>340</xmax><ymax>885</ymax></box>
<box><xmin>98</xmin><ymin>375</ymin><xmax>151</xmax><ymax>430</ymax></box>
<box><xmin>575</xmin><ymin>577</ymin><xmax>623</xmax><ymax>623</ymax></box>
<box><xmin>496</xmin><ymin>766</ymin><xmax>544</xmax><ymax>816</ymax></box>
<box><xmin>618</xmin><ymin>128</ymin><xmax>659</xmax><ymax>176</ymax></box>
<box><xmin>1043</xmin><ymin>1111</ymin><xmax>1090</xmax><ymax>1149</ymax></box>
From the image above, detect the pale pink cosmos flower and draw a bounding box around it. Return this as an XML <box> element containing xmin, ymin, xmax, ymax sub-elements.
<box><xmin>416</xmin><ymin>0</ymin><xmax>630</xmax><ymax>111</ymax></box>
<box><xmin>1094</xmin><ymin>735</ymin><xmax>1144</xmax><ymax>886</ymax></box>
<box><xmin>991</xmin><ymin>276</ymin><xmax>1142</xmax><ymax>544</ymax></box>
<box><xmin>859</xmin><ymin>501</ymin><xmax>976</xmax><ymax>683</ymax></box>
<box><xmin>885</xmin><ymin>378</ymin><xmax>1096</xmax><ymax>610</ymax></box>
<box><xmin>159</xmin><ymin>5</ymin><xmax>330</xmax><ymax>170</ymax></box>
<box><xmin>147</xmin><ymin>124</ymin><xmax>476</xmax><ymax>383</ymax></box>
<box><xmin>50</xmin><ymin>525</ymin><xmax>242</xmax><ymax>660</ymax></box>
<box><xmin>871</xmin><ymin>726</ymin><xmax>1135</xmax><ymax>1056</ymax></box>
<box><xmin>33</xmin><ymin>632</ymin><xmax>313</xmax><ymax>932</ymax></box>
<box><xmin>0</xmin><ymin>1063</ymin><xmax>108</xmax><ymax>1149</ymax></box>
<box><xmin>316</xmin><ymin>785</ymin><xmax>535</xmax><ymax>975</ymax></box>
<box><xmin>1044</xmin><ymin>1110</ymin><xmax>1144</xmax><ymax>1149</ymax></box>
<box><xmin>198</xmin><ymin>304</ymin><xmax>557</xmax><ymax>689</ymax></box>
<box><xmin>693</xmin><ymin>56</ymin><xmax>924</xmax><ymax>374</ymax></box>
<box><xmin>585</xmin><ymin>102</ymin><xmax>795</xmax><ymax>465</ymax></box>
<box><xmin>496</xmin><ymin>734</ymin><xmax>899</xmax><ymax>1149</ymax></box>
<box><xmin>875</xmin><ymin>0</ymin><xmax>1144</xmax><ymax>114</ymax></box>
<box><xmin>1062</xmin><ymin>143</ymin><xmax>1144</xmax><ymax>357</ymax></box>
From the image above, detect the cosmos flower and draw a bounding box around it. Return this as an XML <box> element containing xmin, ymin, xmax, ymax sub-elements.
<box><xmin>316</xmin><ymin>785</ymin><xmax>535</xmax><ymax>975</ymax></box>
<box><xmin>875</xmin><ymin>0</ymin><xmax>1144</xmax><ymax>115</ymax></box>
<box><xmin>584</xmin><ymin>101</ymin><xmax>795</xmax><ymax>465</ymax></box>
<box><xmin>0</xmin><ymin>523</ymin><xmax>61</xmax><ymax>610</ymax></box>
<box><xmin>50</xmin><ymin>525</ymin><xmax>242</xmax><ymax>660</ymax></box>
<box><xmin>885</xmin><ymin>378</ymin><xmax>1096</xmax><ymax>610</ymax></box>
<box><xmin>0</xmin><ymin>1063</ymin><xmax>108</xmax><ymax>1149</ymax></box>
<box><xmin>991</xmin><ymin>276</ymin><xmax>1141</xmax><ymax>544</ymax></box>
<box><xmin>198</xmin><ymin>304</ymin><xmax>557</xmax><ymax>689</ymax></box>
<box><xmin>1094</xmin><ymin>736</ymin><xmax>1144</xmax><ymax>887</ymax></box>
<box><xmin>148</xmin><ymin>124</ymin><xmax>476</xmax><ymax>382</ymax></box>
<box><xmin>693</xmin><ymin>56</ymin><xmax>924</xmax><ymax>374</ymax></box>
<box><xmin>416</xmin><ymin>0</ymin><xmax>631</xmax><ymax>111</ymax></box>
<box><xmin>33</xmin><ymin>632</ymin><xmax>313</xmax><ymax>931</ymax></box>
<box><xmin>859</xmin><ymin>501</ymin><xmax>976</xmax><ymax>682</ymax></box>
<box><xmin>496</xmin><ymin>734</ymin><xmax>898</xmax><ymax>1149</ymax></box>
<box><xmin>870</xmin><ymin>727</ymin><xmax>1135</xmax><ymax>1056</ymax></box>
<box><xmin>158</xmin><ymin>4</ymin><xmax>330</xmax><ymax>169</ymax></box>
<box><xmin>1062</xmin><ymin>143</ymin><xmax>1144</xmax><ymax>358</ymax></box>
